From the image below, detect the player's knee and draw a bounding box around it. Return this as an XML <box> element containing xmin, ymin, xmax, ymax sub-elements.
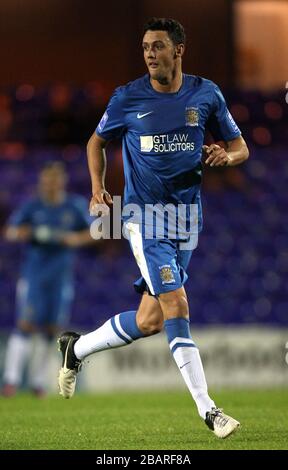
<box><xmin>17</xmin><ymin>319</ymin><xmax>37</xmax><ymax>334</ymax></box>
<box><xmin>159</xmin><ymin>291</ymin><xmax>189</xmax><ymax>318</ymax></box>
<box><xmin>137</xmin><ymin>316</ymin><xmax>163</xmax><ymax>336</ymax></box>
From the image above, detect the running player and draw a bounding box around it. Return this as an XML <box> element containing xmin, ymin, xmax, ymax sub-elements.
<box><xmin>58</xmin><ymin>18</ymin><xmax>249</xmax><ymax>438</ymax></box>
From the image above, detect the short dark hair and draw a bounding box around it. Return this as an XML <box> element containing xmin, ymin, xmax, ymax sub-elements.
<box><xmin>143</xmin><ymin>18</ymin><xmax>186</xmax><ymax>45</ymax></box>
<box><xmin>41</xmin><ymin>161</ymin><xmax>66</xmax><ymax>174</ymax></box>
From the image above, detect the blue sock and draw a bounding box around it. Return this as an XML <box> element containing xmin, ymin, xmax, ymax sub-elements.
<box><xmin>164</xmin><ymin>317</ymin><xmax>196</xmax><ymax>353</ymax></box>
<box><xmin>115</xmin><ymin>310</ymin><xmax>145</xmax><ymax>342</ymax></box>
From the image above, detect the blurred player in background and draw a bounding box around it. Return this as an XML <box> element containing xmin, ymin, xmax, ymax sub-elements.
<box><xmin>2</xmin><ymin>162</ymin><xmax>92</xmax><ymax>397</ymax></box>
<box><xmin>58</xmin><ymin>18</ymin><xmax>249</xmax><ymax>438</ymax></box>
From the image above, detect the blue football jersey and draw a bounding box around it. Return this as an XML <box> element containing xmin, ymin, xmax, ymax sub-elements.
<box><xmin>96</xmin><ymin>74</ymin><xmax>241</xmax><ymax>217</ymax></box>
<box><xmin>9</xmin><ymin>194</ymin><xmax>91</xmax><ymax>279</ymax></box>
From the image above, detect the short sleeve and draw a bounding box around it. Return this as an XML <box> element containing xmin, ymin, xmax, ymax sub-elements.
<box><xmin>96</xmin><ymin>87</ymin><xmax>126</xmax><ymax>141</ymax></box>
<box><xmin>207</xmin><ymin>84</ymin><xmax>241</xmax><ymax>142</ymax></box>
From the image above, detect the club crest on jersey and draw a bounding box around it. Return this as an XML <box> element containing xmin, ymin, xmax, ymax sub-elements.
<box><xmin>185</xmin><ymin>107</ymin><xmax>199</xmax><ymax>127</ymax></box>
<box><xmin>159</xmin><ymin>265</ymin><xmax>175</xmax><ymax>284</ymax></box>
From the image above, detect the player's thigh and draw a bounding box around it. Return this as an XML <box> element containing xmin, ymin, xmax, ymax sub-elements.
<box><xmin>126</xmin><ymin>224</ymin><xmax>184</xmax><ymax>296</ymax></box>
<box><xmin>136</xmin><ymin>292</ymin><xmax>164</xmax><ymax>334</ymax></box>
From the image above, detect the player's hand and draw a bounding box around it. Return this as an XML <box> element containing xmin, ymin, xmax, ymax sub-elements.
<box><xmin>89</xmin><ymin>189</ymin><xmax>113</xmax><ymax>216</ymax></box>
<box><xmin>60</xmin><ymin>232</ymin><xmax>81</xmax><ymax>248</ymax></box>
<box><xmin>202</xmin><ymin>144</ymin><xmax>231</xmax><ymax>167</ymax></box>
<box><xmin>5</xmin><ymin>225</ymin><xmax>33</xmax><ymax>242</ymax></box>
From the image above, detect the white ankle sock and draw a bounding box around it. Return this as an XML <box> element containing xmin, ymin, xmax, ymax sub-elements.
<box><xmin>3</xmin><ymin>333</ymin><xmax>32</xmax><ymax>386</ymax></box>
<box><xmin>165</xmin><ymin>318</ymin><xmax>215</xmax><ymax>419</ymax></box>
<box><xmin>172</xmin><ymin>344</ymin><xmax>215</xmax><ymax>419</ymax></box>
<box><xmin>28</xmin><ymin>336</ymin><xmax>51</xmax><ymax>390</ymax></box>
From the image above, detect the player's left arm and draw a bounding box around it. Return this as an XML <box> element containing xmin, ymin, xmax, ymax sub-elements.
<box><xmin>60</xmin><ymin>196</ymin><xmax>94</xmax><ymax>248</ymax></box>
<box><xmin>203</xmin><ymin>135</ymin><xmax>249</xmax><ymax>167</ymax></box>
<box><xmin>60</xmin><ymin>229</ymin><xmax>93</xmax><ymax>248</ymax></box>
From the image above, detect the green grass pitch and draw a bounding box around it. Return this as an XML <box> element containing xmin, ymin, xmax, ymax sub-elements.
<box><xmin>0</xmin><ymin>389</ymin><xmax>287</xmax><ymax>450</ymax></box>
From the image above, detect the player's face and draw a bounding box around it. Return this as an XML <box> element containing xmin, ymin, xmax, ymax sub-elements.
<box><xmin>142</xmin><ymin>30</ymin><xmax>181</xmax><ymax>83</ymax></box>
<box><xmin>39</xmin><ymin>169</ymin><xmax>67</xmax><ymax>196</ymax></box>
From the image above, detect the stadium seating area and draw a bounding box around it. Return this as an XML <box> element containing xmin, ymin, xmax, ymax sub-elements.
<box><xmin>0</xmin><ymin>83</ymin><xmax>287</xmax><ymax>329</ymax></box>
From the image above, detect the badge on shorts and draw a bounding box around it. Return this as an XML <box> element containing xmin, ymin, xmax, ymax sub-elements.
<box><xmin>159</xmin><ymin>265</ymin><xmax>175</xmax><ymax>284</ymax></box>
<box><xmin>185</xmin><ymin>107</ymin><xmax>199</xmax><ymax>127</ymax></box>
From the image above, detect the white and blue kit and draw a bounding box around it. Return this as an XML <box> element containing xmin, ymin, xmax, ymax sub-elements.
<box><xmin>96</xmin><ymin>74</ymin><xmax>241</xmax><ymax>296</ymax></box>
<box><xmin>10</xmin><ymin>195</ymin><xmax>90</xmax><ymax>326</ymax></box>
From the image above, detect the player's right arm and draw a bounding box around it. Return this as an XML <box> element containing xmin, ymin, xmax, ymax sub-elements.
<box><xmin>5</xmin><ymin>224</ymin><xmax>32</xmax><ymax>242</ymax></box>
<box><xmin>87</xmin><ymin>87</ymin><xmax>126</xmax><ymax>215</ymax></box>
<box><xmin>4</xmin><ymin>201</ymin><xmax>33</xmax><ymax>242</ymax></box>
<box><xmin>87</xmin><ymin>132</ymin><xmax>113</xmax><ymax>215</ymax></box>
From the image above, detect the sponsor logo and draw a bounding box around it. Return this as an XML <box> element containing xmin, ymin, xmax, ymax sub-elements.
<box><xmin>137</xmin><ymin>111</ymin><xmax>153</xmax><ymax>119</ymax></box>
<box><xmin>180</xmin><ymin>361</ymin><xmax>191</xmax><ymax>369</ymax></box>
<box><xmin>140</xmin><ymin>133</ymin><xmax>194</xmax><ymax>153</ymax></box>
<box><xmin>185</xmin><ymin>107</ymin><xmax>199</xmax><ymax>127</ymax></box>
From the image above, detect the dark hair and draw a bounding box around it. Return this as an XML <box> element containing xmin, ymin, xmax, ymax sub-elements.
<box><xmin>41</xmin><ymin>161</ymin><xmax>66</xmax><ymax>173</ymax></box>
<box><xmin>143</xmin><ymin>18</ymin><xmax>186</xmax><ymax>45</ymax></box>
